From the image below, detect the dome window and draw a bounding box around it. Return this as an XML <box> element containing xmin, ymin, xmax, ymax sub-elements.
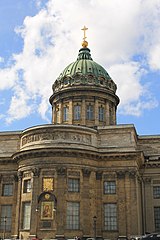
<box><xmin>63</xmin><ymin>105</ymin><xmax>69</xmax><ymax>122</ymax></box>
<box><xmin>86</xmin><ymin>104</ymin><xmax>94</xmax><ymax>120</ymax></box>
<box><xmin>98</xmin><ymin>105</ymin><xmax>104</xmax><ymax>122</ymax></box>
<box><xmin>74</xmin><ymin>104</ymin><xmax>81</xmax><ymax>120</ymax></box>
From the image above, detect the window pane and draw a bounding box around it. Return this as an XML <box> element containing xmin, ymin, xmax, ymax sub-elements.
<box><xmin>104</xmin><ymin>181</ymin><xmax>116</xmax><ymax>194</ymax></box>
<box><xmin>23</xmin><ymin>179</ymin><xmax>31</xmax><ymax>193</ymax></box>
<box><xmin>154</xmin><ymin>207</ymin><xmax>160</xmax><ymax>231</ymax></box>
<box><xmin>74</xmin><ymin>105</ymin><xmax>81</xmax><ymax>120</ymax></box>
<box><xmin>0</xmin><ymin>205</ymin><xmax>12</xmax><ymax>231</ymax></box>
<box><xmin>68</xmin><ymin>179</ymin><xmax>80</xmax><ymax>192</ymax></box>
<box><xmin>99</xmin><ymin>107</ymin><xmax>104</xmax><ymax>121</ymax></box>
<box><xmin>63</xmin><ymin>106</ymin><xmax>69</xmax><ymax>121</ymax></box>
<box><xmin>86</xmin><ymin>105</ymin><xmax>94</xmax><ymax>120</ymax></box>
<box><xmin>66</xmin><ymin>202</ymin><xmax>80</xmax><ymax>229</ymax></box>
<box><xmin>153</xmin><ymin>186</ymin><xmax>160</xmax><ymax>199</ymax></box>
<box><xmin>104</xmin><ymin>203</ymin><xmax>117</xmax><ymax>230</ymax></box>
<box><xmin>23</xmin><ymin>202</ymin><xmax>31</xmax><ymax>230</ymax></box>
<box><xmin>2</xmin><ymin>184</ymin><xmax>13</xmax><ymax>196</ymax></box>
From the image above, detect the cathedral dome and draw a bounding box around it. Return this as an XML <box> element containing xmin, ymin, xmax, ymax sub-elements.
<box><xmin>51</xmin><ymin>47</ymin><xmax>117</xmax><ymax>94</ymax></box>
<box><xmin>49</xmin><ymin>30</ymin><xmax>119</xmax><ymax>127</ymax></box>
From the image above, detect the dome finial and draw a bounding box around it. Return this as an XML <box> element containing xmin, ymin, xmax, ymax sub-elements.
<box><xmin>81</xmin><ymin>25</ymin><xmax>88</xmax><ymax>48</ymax></box>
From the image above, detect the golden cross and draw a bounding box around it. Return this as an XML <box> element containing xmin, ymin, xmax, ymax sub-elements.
<box><xmin>81</xmin><ymin>25</ymin><xmax>88</xmax><ymax>41</ymax></box>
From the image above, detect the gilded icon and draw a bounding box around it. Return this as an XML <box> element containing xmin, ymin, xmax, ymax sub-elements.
<box><xmin>41</xmin><ymin>201</ymin><xmax>54</xmax><ymax>220</ymax></box>
<box><xmin>43</xmin><ymin>178</ymin><xmax>54</xmax><ymax>191</ymax></box>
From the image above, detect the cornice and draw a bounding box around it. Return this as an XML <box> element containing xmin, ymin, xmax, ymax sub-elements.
<box><xmin>12</xmin><ymin>148</ymin><xmax>142</xmax><ymax>162</ymax></box>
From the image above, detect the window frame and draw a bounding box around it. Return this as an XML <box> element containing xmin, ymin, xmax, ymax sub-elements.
<box><xmin>154</xmin><ymin>206</ymin><xmax>160</xmax><ymax>231</ymax></box>
<box><xmin>0</xmin><ymin>205</ymin><xmax>12</xmax><ymax>232</ymax></box>
<box><xmin>23</xmin><ymin>179</ymin><xmax>32</xmax><ymax>193</ymax></box>
<box><xmin>74</xmin><ymin>105</ymin><xmax>81</xmax><ymax>120</ymax></box>
<box><xmin>153</xmin><ymin>186</ymin><xmax>160</xmax><ymax>199</ymax></box>
<box><xmin>63</xmin><ymin>105</ymin><xmax>69</xmax><ymax>121</ymax></box>
<box><xmin>2</xmin><ymin>184</ymin><xmax>13</xmax><ymax>196</ymax></box>
<box><xmin>66</xmin><ymin>202</ymin><xmax>80</xmax><ymax>230</ymax></box>
<box><xmin>68</xmin><ymin>178</ymin><xmax>80</xmax><ymax>193</ymax></box>
<box><xmin>99</xmin><ymin>106</ymin><xmax>104</xmax><ymax>121</ymax></box>
<box><xmin>104</xmin><ymin>203</ymin><xmax>117</xmax><ymax>231</ymax></box>
<box><xmin>104</xmin><ymin>181</ymin><xmax>116</xmax><ymax>195</ymax></box>
<box><xmin>22</xmin><ymin>202</ymin><xmax>31</xmax><ymax>230</ymax></box>
<box><xmin>86</xmin><ymin>104</ymin><xmax>94</xmax><ymax>120</ymax></box>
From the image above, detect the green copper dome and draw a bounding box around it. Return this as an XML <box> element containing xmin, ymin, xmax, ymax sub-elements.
<box><xmin>52</xmin><ymin>47</ymin><xmax>117</xmax><ymax>93</ymax></box>
<box><xmin>59</xmin><ymin>48</ymin><xmax>111</xmax><ymax>79</ymax></box>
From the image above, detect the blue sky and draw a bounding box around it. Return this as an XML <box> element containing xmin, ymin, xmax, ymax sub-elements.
<box><xmin>0</xmin><ymin>0</ymin><xmax>160</xmax><ymax>135</ymax></box>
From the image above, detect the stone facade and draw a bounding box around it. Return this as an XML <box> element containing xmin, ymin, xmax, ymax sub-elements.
<box><xmin>0</xmin><ymin>44</ymin><xmax>160</xmax><ymax>240</ymax></box>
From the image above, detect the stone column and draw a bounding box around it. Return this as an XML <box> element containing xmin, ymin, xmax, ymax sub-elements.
<box><xmin>96</xmin><ymin>171</ymin><xmax>103</xmax><ymax>237</ymax></box>
<box><xmin>81</xmin><ymin>98</ymin><xmax>86</xmax><ymax>125</ymax></box>
<box><xmin>29</xmin><ymin>168</ymin><xmax>40</xmax><ymax>239</ymax></box>
<box><xmin>144</xmin><ymin>177</ymin><xmax>153</xmax><ymax>233</ymax></box>
<box><xmin>59</xmin><ymin>101</ymin><xmax>63</xmax><ymax>124</ymax></box>
<box><xmin>113</xmin><ymin>105</ymin><xmax>116</xmax><ymax>125</ymax></box>
<box><xmin>105</xmin><ymin>101</ymin><xmax>110</xmax><ymax>125</ymax></box>
<box><xmin>52</xmin><ymin>104</ymin><xmax>56</xmax><ymax>124</ymax></box>
<box><xmin>68</xmin><ymin>99</ymin><xmax>73</xmax><ymax>124</ymax></box>
<box><xmin>55</xmin><ymin>167</ymin><xmax>67</xmax><ymax>239</ymax></box>
<box><xmin>117</xmin><ymin>171</ymin><xmax>127</xmax><ymax>236</ymax></box>
<box><xmin>95</xmin><ymin>98</ymin><xmax>99</xmax><ymax>126</ymax></box>
<box><xmin>82</xmin><ymin>168</ymin><xmax>91</xmax><ymax>237</ymax></box>
<box><xmin>13</xmin><ymin>171</ymin><xmax>23</xmax><ymax>239</ymax></box>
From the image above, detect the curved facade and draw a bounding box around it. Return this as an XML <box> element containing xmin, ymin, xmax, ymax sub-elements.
<box><xmin>0</xmin><ymin>42</ymin><xmax>160</xmax><ymax>240</ymax></box>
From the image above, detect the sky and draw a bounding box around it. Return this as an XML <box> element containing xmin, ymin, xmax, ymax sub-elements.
<box><xmin>0</xmin><ymin>0</ymin><xmax>160</xmax><ymax>136</ymax></box>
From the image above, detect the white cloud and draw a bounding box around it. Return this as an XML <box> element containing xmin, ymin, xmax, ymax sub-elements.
<box><xmin>0</xmin><ymin>57</ymin><xmax>4</xmax><ymax>63</ymax></box>
<box><xmin>0</xmin><ymin>0</ymin><xmax>160</xmax><ymax>124</ymax></box>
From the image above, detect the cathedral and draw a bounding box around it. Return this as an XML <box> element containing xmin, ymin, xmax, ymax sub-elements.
<box><xmin>0</xmin><ymin>27</ymin><xmax>160</xmax><ymax>240</ymax></box>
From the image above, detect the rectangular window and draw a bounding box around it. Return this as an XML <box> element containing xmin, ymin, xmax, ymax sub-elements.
<box><xmin>153</xmin><ymin>186</ymin><xmax>160</xmax><ymax>199</ymax></box>
<box><xmin>2</xmin><ymin>184</ymin><xmax>13</xmax><ymax>196</ymax></box>
<box><xmin>68</xmin><ymin>178</ymin><xmax>80</xmax><ymax>192</ymax></box>
<box><xmin>154</xmin><ymin>207</ymin><xmax>160</xmax><ymax>231</ymax></box>
<box><xmin>22</xmin><ymin>202</ymin><xmax>31</xmax><ymax>230</ymax></box>
<box><xmin>63</xmin><ymin>106</ymin><xmax>69</xmax><ymax>121</ymax></box>
<box><xmin>23</xmin><ymin>179</ymin><xmax>31</xmax><ymax>193</ymax></box>
<box><xmin>99</xmin><ymin>106</ymin><xmax>104</xmax><ymax>121</ymax></box>
<box><xmin>66</xmin><ymin>202</ymin><xmax>80</xmax><ymax>229</ymax></box>
<box><xmin>74</xmin><ymin>105</ymin><xmax>81</xmax><ymax>120</ymax></box>
<box><xmin>86</xmin><ymin>105</ymin><xmax>94</xmax><ymax>120</ymax></box>
<box><xmin>0</xmin><ymin>205</ymin><xmax>12</xmax><ymax>231</ymax></box>
<box><xmin>104</xmin><ymin>181</ymin><xmax>116</xmax><ymax>194</ymax></box>
<box><xmin>104</xmin><ymin>203</ymin><xmax>117</xmax><ymax>231</ymax></box>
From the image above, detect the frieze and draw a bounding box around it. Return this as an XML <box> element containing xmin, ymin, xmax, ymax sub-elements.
<box><xmin>68</xmin><ymin>171</ymin><xmax>80</xmax><ymax>177</ymax></box>
<box><xmin>21</xmin><ymin>131</ymin><xmax>91</xmax><ymax>147</ymax></box>
<box><xmin>42</xmin><ymin>170</ymin><xmax>55</xmax><ymax>176</ymax></box>
<box><xmin>52</xmin><ymin>74</ymin><xmax>117</xmax><ymax>93</ymax></box>
<box><xmin>103</xmin><ymin>173</ymin><xmax>116</xmax><ymax>179</ymax></box>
